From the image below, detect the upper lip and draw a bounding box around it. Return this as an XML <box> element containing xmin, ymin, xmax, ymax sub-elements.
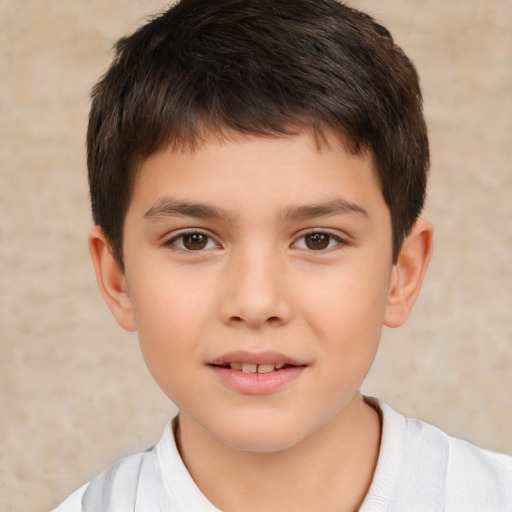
<box><xmin>208</xmin><ymin>350</ymin><xmax>306</xmax><ymax>367</ymax></box>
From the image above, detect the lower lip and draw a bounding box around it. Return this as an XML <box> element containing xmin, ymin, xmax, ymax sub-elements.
<box><xmin>209</xmin><ymin>366</ymin><xmax>305</xmax><ymax>395</ymax></box>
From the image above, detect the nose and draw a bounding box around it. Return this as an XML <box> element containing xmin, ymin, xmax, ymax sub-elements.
<box><xmin>217</xmin><ymin>247</ymin><xmax>293</xmax><ymax>329</ymax></box>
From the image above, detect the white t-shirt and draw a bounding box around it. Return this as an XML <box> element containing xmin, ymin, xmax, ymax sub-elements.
<box><xmin>52</xmin><ymin>399</ymin><xmax>512</xmax><ymax>511</ymax></box>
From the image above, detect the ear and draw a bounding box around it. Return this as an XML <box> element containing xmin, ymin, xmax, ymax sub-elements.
<box><xmin>88</xmin><ymin>226</ymin><xmax>137</xmax><ymax>332</ymax></box>
<box><xmin>384</xmin><ymin>218</ymin><xmax>433</xmax><ymax>328</ymax></box>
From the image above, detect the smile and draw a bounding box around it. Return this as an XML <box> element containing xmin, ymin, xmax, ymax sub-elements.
<box><xmin>208</xmin><ymin>351</ymin><xmax>306</xmax><ymax>394</ymax></box>
<box><xmin>214</xmin><ymin>362</ymin><xmax>288</xmax><ymax>373</ymax></box>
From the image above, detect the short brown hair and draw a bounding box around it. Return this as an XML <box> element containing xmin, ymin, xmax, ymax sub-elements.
<box><xmin>88</xmin><ymin>0</ymin><xmax>429</xmax><ymax>267</ymax></box>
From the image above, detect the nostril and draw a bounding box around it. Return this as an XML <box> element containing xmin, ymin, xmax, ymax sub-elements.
<box><xmin>229</xmin><ymin>315</ymin><xmax>281</xmax><ymax>326</ymax></box>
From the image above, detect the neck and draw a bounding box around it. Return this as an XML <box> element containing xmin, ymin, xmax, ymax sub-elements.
<box><xmin>176</xmin><ymin>394</ymin><xmax>381</xmax><ymax>512</ymax></box>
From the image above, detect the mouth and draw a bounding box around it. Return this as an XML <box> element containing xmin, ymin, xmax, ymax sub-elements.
<box><xmin>210</xmin><ymin>361</ymin><xmax>294</xmax><ymax>374</ymax></box>
<box><xmin>207</xmin><ymin>351</ymin><xmax>306</xmax><ymax>394</ymax></box>
<box><xmin>208</xmin><ymin>350</ymin><xmax>306</xmax><ymax>372</ymax></box>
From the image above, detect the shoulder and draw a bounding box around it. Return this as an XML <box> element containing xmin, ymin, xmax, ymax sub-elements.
<box><xmin>437</xmin><ymin>427</ymin><xmax>512</xmax><ymax>510</ymax></box>
<box><xmin>403</xmin><ymin>410</ymin><xmax>512</xmax><ymax>491</ymax></box>
<box><xmin>50</xmin><ymin>483</ymin><xmax>88</xmax><ymax>512</ymax></box>
<box><xmin>50</xmin><ymin>418</ymin><xmax>220</xmax><ymax>512</ymax></box>
<box><xmin>50</xmin><ymin>449</ymin><xmax>156</xmax><ymax>512</ymax></box>
<box><xmin>363</xmin><ymin>398</ymin><xmax>512</xmax><ymax>512</ymax></box>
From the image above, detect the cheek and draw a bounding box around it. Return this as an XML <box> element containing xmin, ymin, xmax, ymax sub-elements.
<box><xmin>300</xmin><ymin>265</ymin><xmax>391</xmax><ymax>334</ymax></box>
<box><xmin>128</xmin><ymin>266</ymin><xmax>217</xmax><ymax>375</ymax></box>
<box><xmin>131</xmin><ymin>262</ymin><xmax>213</xmax><ymax>328</ymax></box>
<box><xmin>134</xmin><ymin>297</ymin><xmax>201</xmax><ymax>405</ymax></box>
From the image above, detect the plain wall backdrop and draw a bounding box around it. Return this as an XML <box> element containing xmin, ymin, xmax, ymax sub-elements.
<box><xmin>1</xmin><ymin>0</ymin><xmax>511</xmax><ymax>510</ymax></box>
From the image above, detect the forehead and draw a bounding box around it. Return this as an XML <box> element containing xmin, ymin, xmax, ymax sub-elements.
<box><xmin>128</xmin><ymin>131</ymin><xmax>385</xmax><ymax>223</ymax></box>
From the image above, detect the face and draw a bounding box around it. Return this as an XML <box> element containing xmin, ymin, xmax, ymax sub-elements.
<box><xmin>120</xmin><ymin>132</ymin><xmax>397</xmax><ymax>452</ymax></box>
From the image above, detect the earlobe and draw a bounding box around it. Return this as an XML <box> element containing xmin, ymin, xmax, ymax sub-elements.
<box><xmin>384</xmin><ymin>218</ymin><xmax>433</xmax><ymax>328</ymax></box>
<box><xmin>88</xmin><ymin>226</ymin><xmax>137</xmax><ymax>332</ymax></box>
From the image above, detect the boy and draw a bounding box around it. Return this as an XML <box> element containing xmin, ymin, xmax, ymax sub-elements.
<box><xmin>53</xmin><ymin>0</ymin><xmax>512</xmax><ymax>510</ymax></box>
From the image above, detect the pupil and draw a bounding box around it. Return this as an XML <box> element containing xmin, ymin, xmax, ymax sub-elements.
<box><xmin>305</xmin><ymin>233</ymin><xmax>329</xmax><ymax>250</ymax></box>
<box><xmin>184</xmin><ymin>233</ymin><xmax>207</xmax><ymax>250</ymax></box>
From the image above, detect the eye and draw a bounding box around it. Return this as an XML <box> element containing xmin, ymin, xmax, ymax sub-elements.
<box><xmin>167</xmin><ymin>232</ymin><xmax>218</xmax><ymax>251</ymax></box>
<box><xmin>294</xmin><ymin>232</ymin><xmax>342</xmax><ymax>251</ymax></box>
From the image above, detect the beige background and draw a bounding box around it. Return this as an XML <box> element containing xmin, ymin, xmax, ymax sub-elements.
<box><xmin>1</xmin><ymin>0</ymin><xmax>511</xmax><ymax>510</ymax></box>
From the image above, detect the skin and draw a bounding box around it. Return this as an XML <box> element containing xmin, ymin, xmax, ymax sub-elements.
<box><xmin>90</xmin><ymin>131</ymin><xmax>433</xmax><ymax>511</ymax></box>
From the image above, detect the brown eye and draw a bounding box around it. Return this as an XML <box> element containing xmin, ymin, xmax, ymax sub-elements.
<box><xmin>182</xmin><ymin>233</ymin><xmax>209</xmax><ymax>250</ymax></box>
<box><xmin>169</xmin><ymin>232</ymin><xmax>216</xmax><ymax>251</ymax></box>
<box><xmin>293</xmin><ymin>232</ymin><xmax>342</xmax><ymax>251</ymax></box>
<box><xmin>304</xmin><ymin>233</ymin><xmax>331</xmax><ymax>250</ymax></box>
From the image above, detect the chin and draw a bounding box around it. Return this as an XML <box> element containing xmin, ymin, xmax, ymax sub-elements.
<box><xmin>221</xmin><ymin>430</ymin><xmax>302</xmax><ymax>453</ymax></box>
<box><xmin>208</xmin><ymin>414</ymin><xmax>311</xmax><ymax>454</ymax></box>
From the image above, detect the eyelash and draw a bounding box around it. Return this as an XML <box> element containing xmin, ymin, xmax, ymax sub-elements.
<box><xmin>292</xmin><ymin>231</ymin><xmax>347</xmax><ymax>252</ymax></box>
<box><xmin>164</xmin><ymin>230</ymin><xmax>347</xmax><ymax>252</ymax></box>
<box><xmin>164</xmin><ymin>230</ymin><xmax>220</xmax><ymax>251</ymax></box>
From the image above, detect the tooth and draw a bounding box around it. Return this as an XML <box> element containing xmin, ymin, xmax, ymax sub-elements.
<box><xmin>242</xmin><ymin>363</ymin><xmax>257</xmax><ymax>373</ymax></box>
<box><xmin>275</xmin><ymin>363</ymin><xmax>285</xmax><ymax>369</ymax></box>
<box><xmin>257</xmin><ymin>364</ymin><xmax>275</xmax><ymax>374</ymax></box>
<box><xmin>230</xmin><ymin>362</ymin><xmax>242</xmax><ymax>370</ymax></box>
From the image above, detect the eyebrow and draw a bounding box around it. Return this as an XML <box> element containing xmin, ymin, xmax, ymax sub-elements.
<box><xmin>143</xmin><ymin>199</ymin><xmax>232</xmax><ymax>220</ymax></box>
<box><xmin>279</xmin><ymin>198</ymin><xmax>368</xmax><ymax>221</ymax></box>
<box><xmin>143</xmin><ymin>197</ymin><xmax>368</xmax><ymax>222</ymax></box>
